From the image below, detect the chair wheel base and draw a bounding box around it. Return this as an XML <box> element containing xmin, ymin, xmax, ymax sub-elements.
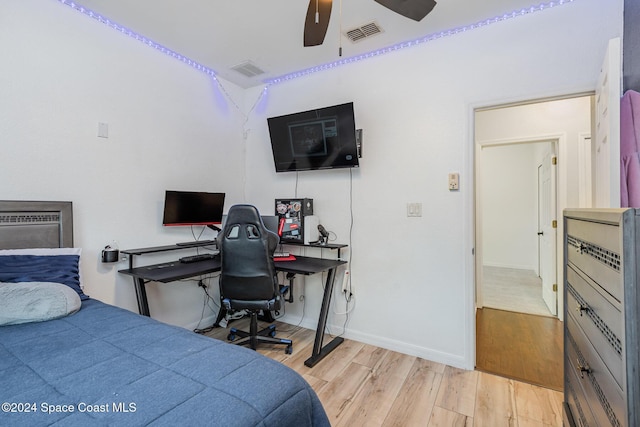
<box><xmin>224</xmin><ymin>312</ymin><xmax>293</xmax><ymax>353</ymax></box>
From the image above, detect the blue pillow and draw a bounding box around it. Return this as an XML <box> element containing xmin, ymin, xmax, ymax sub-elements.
<box><xmin>0</xmin><ymin>248</ymin><xmax>88</xmax><ymax>300</ymax></box>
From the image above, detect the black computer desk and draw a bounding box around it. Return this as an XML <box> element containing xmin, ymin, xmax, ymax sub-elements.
<box><xmin>119</xmin><ymin>244</ymin><xmax>346</xmax><ymax>367</ymax></box>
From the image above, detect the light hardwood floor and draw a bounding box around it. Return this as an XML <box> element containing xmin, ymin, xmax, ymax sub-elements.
<box><xmin>476</xmin><ymin>308</ymin><xmax>563</xmax><ymax>391</ymax></box>
<box><xmin>205</xmin><ymin>319</ymin><xmax>563</xmax><ymax>426</ymax></box>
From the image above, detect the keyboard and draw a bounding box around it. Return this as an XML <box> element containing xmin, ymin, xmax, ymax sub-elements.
<box><xmin>273</xmin><ymin>252</ymin><xmax>290</xmax><ymax>258</ymax></box>
<box><xmin>179</xmin><ymin>254</ymin><xmax>217</xmax><ymax>263</ymax></box>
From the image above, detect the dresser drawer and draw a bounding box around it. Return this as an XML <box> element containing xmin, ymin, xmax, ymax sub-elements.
<box><xmin>566</xmin><ymin>218</ymin><xmax>622</xmax><ymax>303</ymax></box>
<box><xmin>566</xmin><ymin>265</ymin><xmax>623</xmax><ymax>389</ymax></box>
<box><xmin>566</xmin><ymin>316</ymin><xmax>626</xmax><ymax>427</ymax></box>
<box><xmin>565</xmin><ymin>355</ymin><xmax>597</xmax><ymax>427</ymax></box>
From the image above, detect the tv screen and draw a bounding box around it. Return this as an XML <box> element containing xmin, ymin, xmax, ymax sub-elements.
<box><xmin>162</xmin><ymin>191</ymin><xmax>225</xmax><ymax>226</ymax></box>
<box><xmin>267</xmin><ymin>102</ymin><xmax>359</xmax><ymax>172</ymax></box>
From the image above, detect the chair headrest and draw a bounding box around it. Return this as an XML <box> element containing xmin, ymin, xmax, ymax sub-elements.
<box><xmin>219</xmin><ymin>204</ymin><xmax>279</xmax><ymax>248</ymax></box>
<box><xmin>225</xmin><ymin>204</ymin><xmax>262</xmax><ymax>225</ymax></box>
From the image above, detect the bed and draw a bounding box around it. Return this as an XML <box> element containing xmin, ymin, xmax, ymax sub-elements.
<box><xmin>0</xmin><ymin>200</ymin><xmax>330</xmax><ymax>427</ymax></box>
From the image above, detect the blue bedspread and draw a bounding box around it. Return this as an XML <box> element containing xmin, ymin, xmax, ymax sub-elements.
<box><xmin>0</xmin><ymin>299</ymin><xmax>330</xmax><ymax>427</ymax></box>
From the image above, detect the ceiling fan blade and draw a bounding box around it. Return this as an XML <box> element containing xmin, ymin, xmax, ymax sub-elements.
<box><xmin>304</xmin><ymin>0</ymin><xmax>333</xmax><ymax>47</ymax></box>
<box><xmin>374</xmin><ymin>0</ymin><xmax>437</xmax><ymax>22</ymax></box>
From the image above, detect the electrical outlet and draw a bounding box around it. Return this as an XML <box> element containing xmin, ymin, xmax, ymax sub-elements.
<box><xmin>342</xmin><ymin>270</ymin><xmax>350</xmax><ymax>293</ymax></box>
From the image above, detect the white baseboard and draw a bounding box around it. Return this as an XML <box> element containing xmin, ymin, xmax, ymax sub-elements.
<box><xmin>482</xmin><ymin>262</ymin><xmax>536</xmax><ymax>271</ymax></box>
<box><xmin>278</xmin><ymin>314</ymin><xmax>469</xmax><ymax>370</ymax></box>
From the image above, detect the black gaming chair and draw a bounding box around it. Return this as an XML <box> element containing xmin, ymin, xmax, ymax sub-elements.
<box><xmin>217</xmin><ymin>204</ymin><xmax>292</xmax><ymax>354</ymax></box>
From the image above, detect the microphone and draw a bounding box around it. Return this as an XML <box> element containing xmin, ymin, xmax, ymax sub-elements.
<box><xmin>317</xmin><ymin>224</ymin><xmax>329</xmax><ymax>244</ymax></box>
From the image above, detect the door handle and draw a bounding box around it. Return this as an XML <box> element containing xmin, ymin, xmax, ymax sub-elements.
<box><xmin>537</xmin><ymin>231</ymin><xmax>544</xmax><ymax>236</ymax></box>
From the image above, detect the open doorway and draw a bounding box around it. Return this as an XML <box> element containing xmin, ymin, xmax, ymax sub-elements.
<box><xmin>474</xmin><ymin>94</ymin><xmax>593</xmax><ymax>388</ymax></box>
<box><xmin>474</xmin><ymin>95</ymin><xmax>594</xmax><ymax>317</ymax></box>
<box><xmin>479</xmin><ymin>139</ymin><xmax>557</xmax><ymax>317</ymax></box>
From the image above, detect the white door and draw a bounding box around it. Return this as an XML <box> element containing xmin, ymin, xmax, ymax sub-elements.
<box><xmin>538</xmin><ymin>149</ymin><xmax>557</xmax><ymax>316</ymax></box>
<box><xmin>594</xmin><ymin>37</ymin><xmax>621</xmax><ymax>208</ymax></box>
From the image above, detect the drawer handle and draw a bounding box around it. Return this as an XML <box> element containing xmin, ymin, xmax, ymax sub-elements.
<box><xmin>575</xmin><ymin>303</ymin><xmax>589</xmax><ymax>316</ymax></box>
<box><xmin>577</xmin><ymin>360</ymin><xmax>591</xmax><ymax>378</ymax></box>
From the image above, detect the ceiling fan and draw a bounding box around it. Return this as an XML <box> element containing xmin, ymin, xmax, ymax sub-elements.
<box><xmin>304</xmin><ymin>0</ymin><xmax>438</xmax><ymax>47</ymax></box>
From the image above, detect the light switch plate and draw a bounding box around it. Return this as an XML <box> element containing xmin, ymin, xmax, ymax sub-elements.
<box><xmin>98</xmin><ymin>122</ymin><xmax>109</xmax><ymax>138</ymax></box>
<box><xmin>407</xmin><ymin>202</ymin><xmax>422</xmax><ymax>217</ymax></box>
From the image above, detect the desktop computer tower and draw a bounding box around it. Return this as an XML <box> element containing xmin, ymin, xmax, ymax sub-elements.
<box><xmin>303</xmin><ymin>215</ymin><xmax>320</xmax><ymax>244</ymax></box>
<box><xmin>275</xmin><ymin>198</ymin><xmax>314</xmax><ymax>243</ymax></box>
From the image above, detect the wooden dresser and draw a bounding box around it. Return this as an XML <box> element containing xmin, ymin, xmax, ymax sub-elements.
<box><xmin>563</xmin><ymin>209</ymin><xmax>640</xmax><ymax>427</ymax></box>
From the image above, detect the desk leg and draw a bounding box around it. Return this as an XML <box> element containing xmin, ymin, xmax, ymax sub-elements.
<box><xmin>213</xmin><ymin>304</ymin><xmax>227</xmax><ymax>326</ymax></box>
<box><xmin>133</xmin><ymin>277</ymin><xmax>151</xmax><ymax>317</ymax></box>
<box><xmin>304</xmin><ymin>267</ymin><xmax>344</xmax><ymax>367</ymax></box>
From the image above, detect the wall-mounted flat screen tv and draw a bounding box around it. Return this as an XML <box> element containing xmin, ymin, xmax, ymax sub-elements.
<box><xmin>267</xmin><ymin>102</ymin><xmax>359</xmax><ymax>172</ymax></box>
<box><xmin>162</xmin><ymin>191</ymin><xmax>225</xmax><ymax>227</ymax></box>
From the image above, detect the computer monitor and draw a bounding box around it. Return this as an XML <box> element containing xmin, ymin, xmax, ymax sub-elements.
<box><xmin>162</xmin><ymin>191</ymin><xmax>225</xmax><ymax>227</ymax></box>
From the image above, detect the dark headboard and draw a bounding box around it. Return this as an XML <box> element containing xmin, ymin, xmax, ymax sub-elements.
<box><xmin>0</xmin><ymin>201</ymin><xmax>73</xmax><ymax>249</ymax></box>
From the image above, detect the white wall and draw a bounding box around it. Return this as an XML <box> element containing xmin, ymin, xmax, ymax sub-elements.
<box><xmin>0</xmin><ymin>0</ymin><xmax>247</xmax><ymax>328</ymax></box>
<box><xmin>244</xmin><ymin>0</ymin><xmax>621</xmax><ymax>368</ymax></box>
<box><xmin>0</xmin><ymin>0</ymin><xmax>622</xmax><ymax>369</ymax></box>
<box><xmin>481</xmin><ymin>143</ymin><xmax>540</xmax><ymax>271</ymax></box>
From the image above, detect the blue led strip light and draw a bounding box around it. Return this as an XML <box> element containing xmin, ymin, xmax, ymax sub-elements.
<box><xmin>266</xmin><ymin>0</ymin><xmax>576</xmax><ymax>85</ymax></box>
<box><xmin>57</xmin><ymin>0</ymin><xmax>575</xmax><ymax>87</ymax></box>
<box><xmin>56</xmin><ymin>0</ymin><xmax>219</xmax><ymax>79</ymax></box>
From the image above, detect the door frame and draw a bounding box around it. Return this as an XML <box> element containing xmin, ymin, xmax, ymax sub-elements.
<box><xmin>465</xmin><ymin>93</ymin><xmax>594</xmax><ymax>369</ymax></box>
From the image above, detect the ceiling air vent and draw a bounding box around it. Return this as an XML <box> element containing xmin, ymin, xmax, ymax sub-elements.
<box><xmin>345</xmin><ymin>21</ymin><xmax>383</xmax><ymax>43</ymax></box>
<box><xmin>231</xmin><ymin>61</ymin><xmax>266</xmax><ymax>78</ymax></box>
